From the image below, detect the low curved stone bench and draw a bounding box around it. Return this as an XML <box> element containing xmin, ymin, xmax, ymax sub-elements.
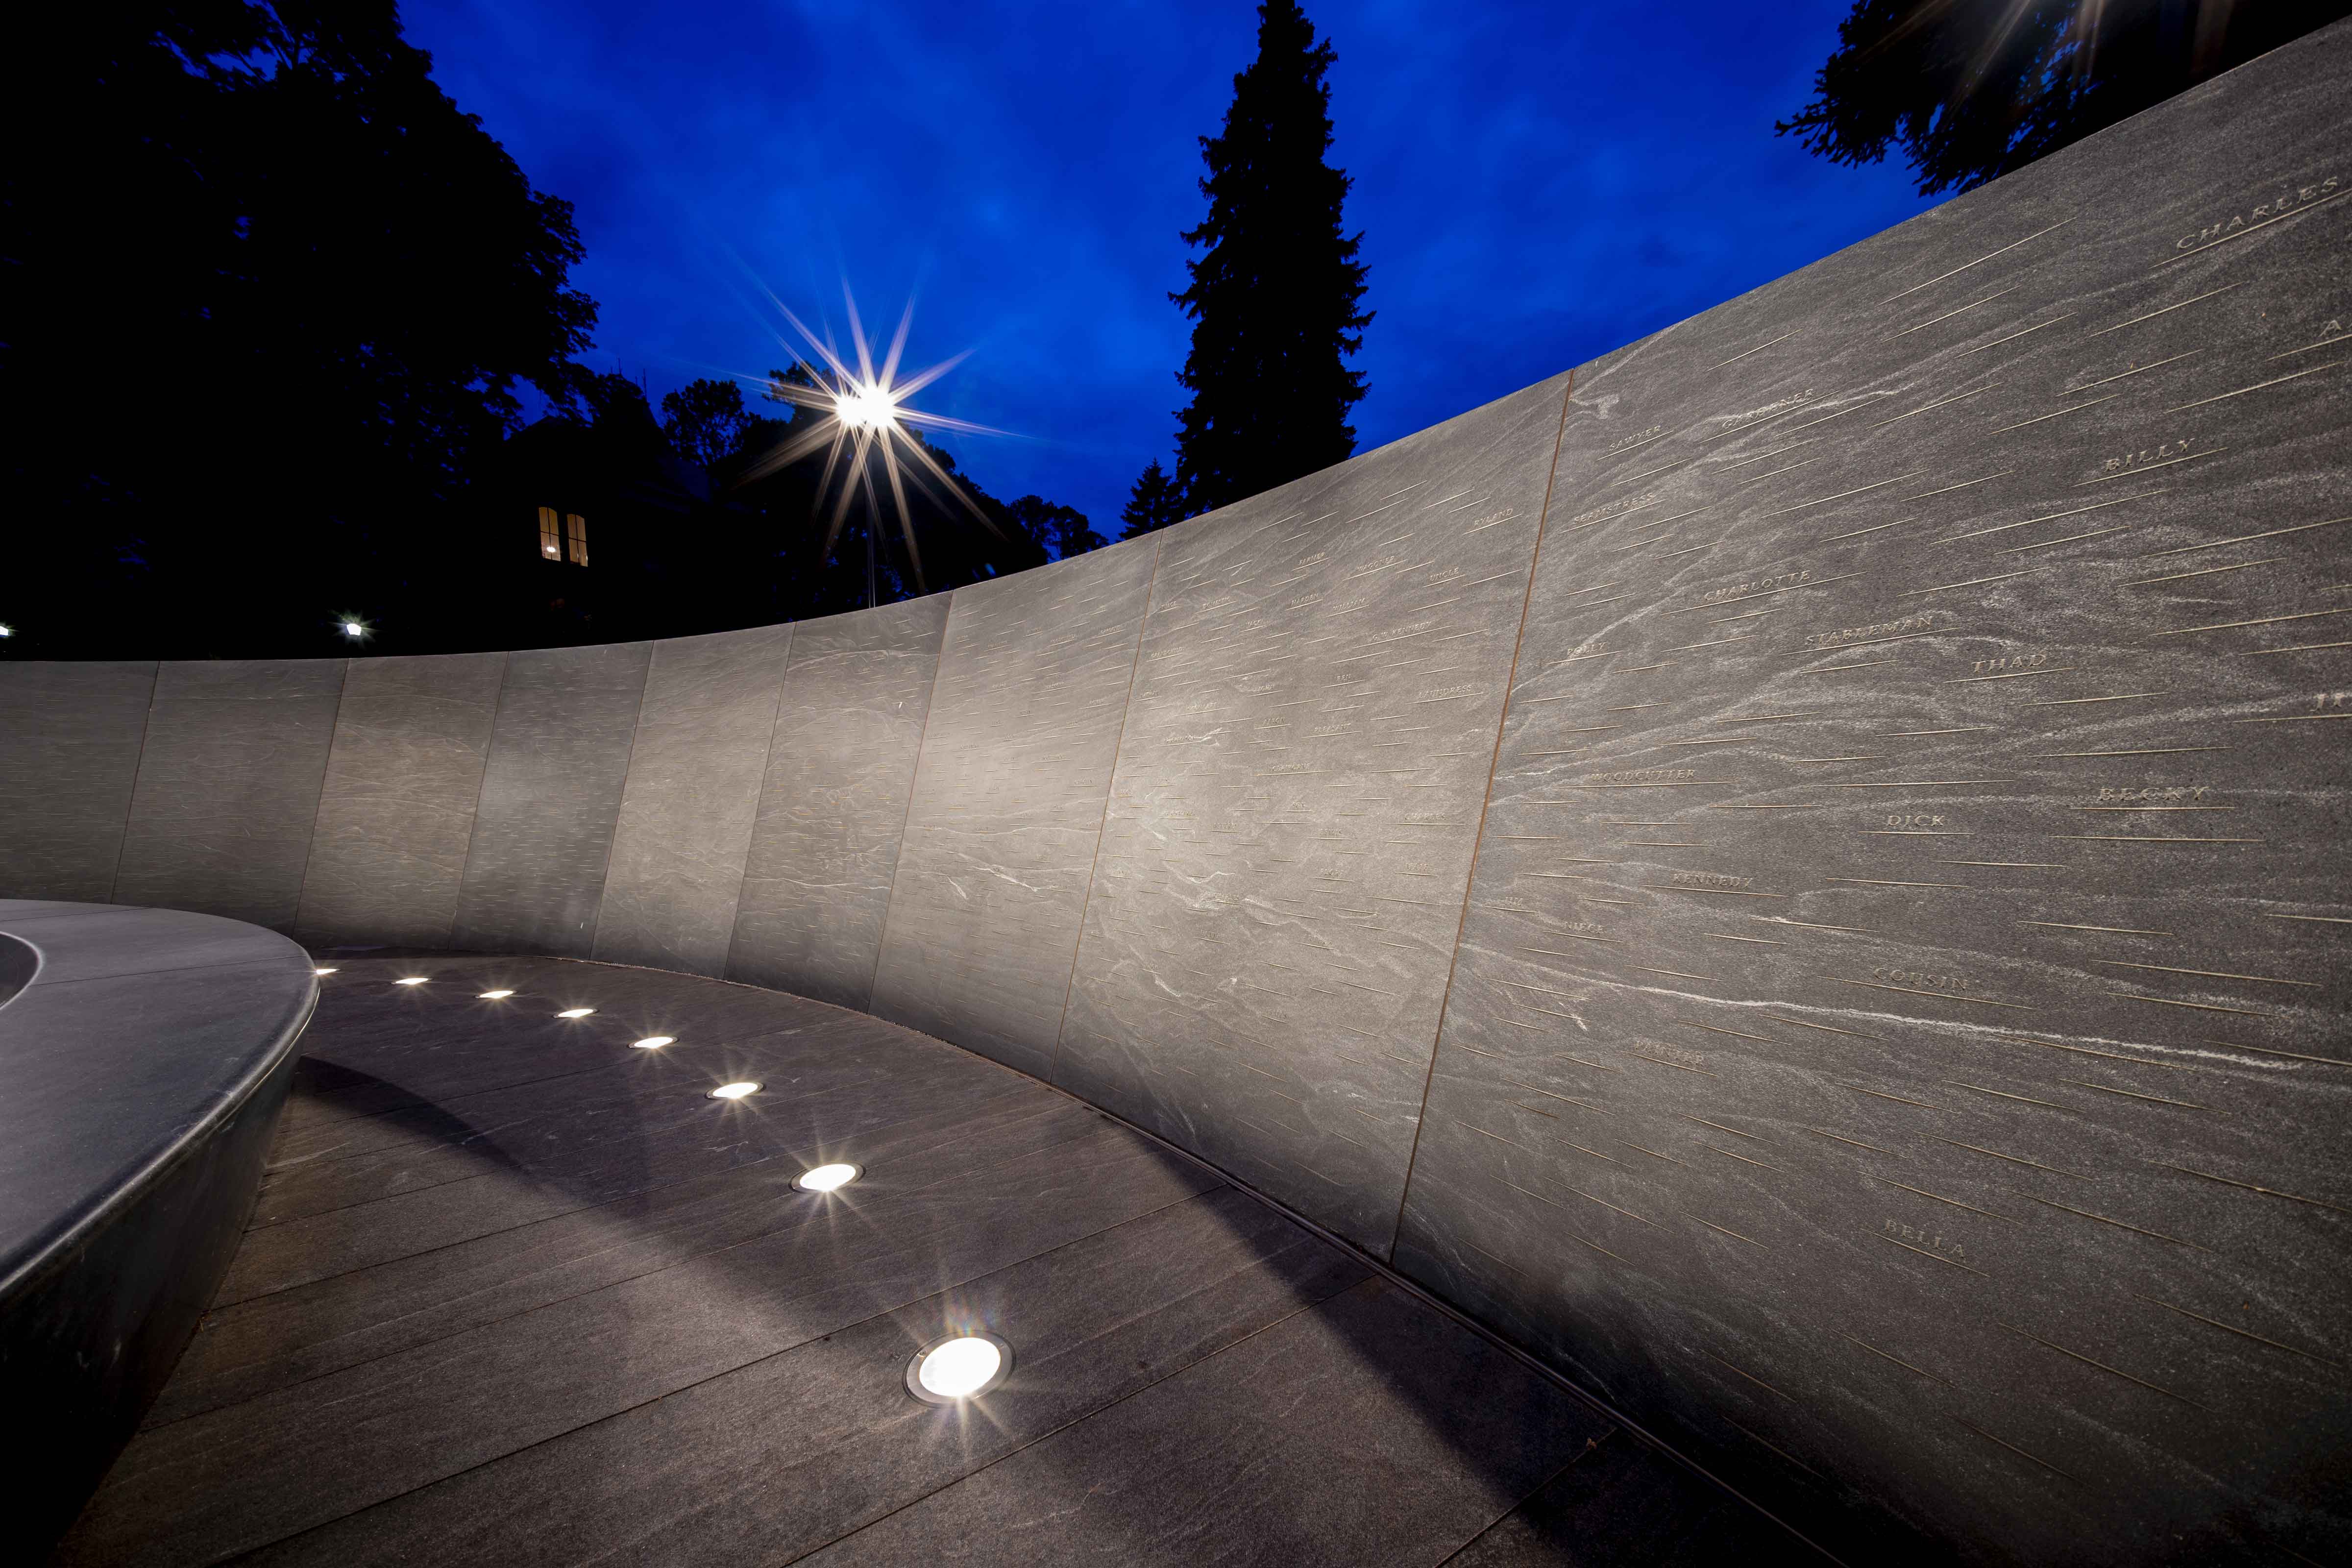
<box><xmin>0</xmin><ymin>901</ymin><xmax>316</xmax><ymax>1555</ymax></box>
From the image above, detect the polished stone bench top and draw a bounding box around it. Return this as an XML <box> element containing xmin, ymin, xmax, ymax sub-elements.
<box><xmin>0</xmin><ymin>900</ymin><xmax>316</xmax><ymax>1295</ymax></box>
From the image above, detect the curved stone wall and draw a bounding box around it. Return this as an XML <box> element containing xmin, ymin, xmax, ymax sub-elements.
<box><xmin>3</xmin><ymin>24</ymin><xmax>2349</xmax><ymax>1562</ymax></box>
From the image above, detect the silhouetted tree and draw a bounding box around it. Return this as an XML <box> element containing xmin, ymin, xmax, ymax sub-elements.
<box><xmin>6</xmin><ymin>1</ymin><xmax>594</xmax><ymax>658</ymax></box>
<box><xmin>576</xmin><ymin>372</ymin><xmax>669</xmax><ymax>467</ymax></box>
<box><xmin>1000</xmin><ymin>496</ymin><xmax>1107</xmax><ymax>561</ymax></box>
<box><xmin>1119</xmin><ymin>459</ymin><xmax>1187</xmax><ymax>540</ymax></box>
<box><xmin>1168</xmin><ymin>0</ymin><xmax>1371</xmax><ymax>516</ymax></box>
<box><xmin>1779</xmin><ymin>0</ymin><xmax>2352</xmax><ymax>196</ymax></box>
<box><xmin>660</xmin><ymin>378</ymin><xmax>768</xmax><ymax>467</ymax></box>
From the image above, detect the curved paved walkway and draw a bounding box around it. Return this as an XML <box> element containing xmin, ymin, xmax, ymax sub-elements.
<box><xmin>55</xmin><ymin>952</ymin><xmax>1793</xmax><ymax>1567</ymax></box>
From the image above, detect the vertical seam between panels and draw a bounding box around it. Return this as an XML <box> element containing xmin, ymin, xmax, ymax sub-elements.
<box><xmin>719</xmin><ymin>624</ymin><xmax>793</xmax><ymax>980</ymax></box>
<box><xmin>588</xmin><ymin>644</ymin><xmax>656</xmax><ymax>959</ymax></box>
<box><xmin>1384</xmin><ymin>370</ymin><xmax>1575</xmax><ymax>1260</ymax></box>
<box><xmin>104</xmin><ymin>661</ymin><xmax>164</xmax><ymax>906</ymax></box>
<box><xmin>1048</xmin><ymin>534</ymin><xmax>1167</xmax><ymax>1087</ymax></box>
<box><xmin>867</xmin><ymin>594</ymin><xmax>957</xmax><ymax>1011</ymax></box>
<box><xmin>446</xmin><ymin>650</ymin><xmax>511</xmax><ymax>946</ymax></box>
<box><xmin>289</xmin><ymin>659</ymin><xmax>354</xmax><ymax>938</ymax></box>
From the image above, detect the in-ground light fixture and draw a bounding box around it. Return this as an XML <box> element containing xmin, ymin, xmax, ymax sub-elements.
<box><xmin>906</xmin><ymin>1333</ymin><xmax>1010</xmax><ymax>1404</ymax></box>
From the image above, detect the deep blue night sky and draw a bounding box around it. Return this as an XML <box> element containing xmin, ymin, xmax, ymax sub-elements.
<box><xmin>402</xmin><ymin>0</ymin><xmax>1945</xmax><ymax>528</ymax></box>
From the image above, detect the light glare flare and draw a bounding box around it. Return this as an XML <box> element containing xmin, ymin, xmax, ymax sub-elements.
<box><xmin>479</xmin><ymin>989</ymin><xmax>514</xmax><ymax>999</ymax></box>
<box><xmin>632</xmin><ymin>1035</ymin><xmax>675</xmax><ymax>1050</ymax></box>
<box><xmin>833</xmin><ymin>382</ymin><xmax>900</xmax><ymax>433</ymax></box>
<box><xmin>795</xmin><ymin>1162</ymin><xmax>859</xmax><ymax>1192</ymax></box>
<box><xmin>394</xmin><ymin>976</ymin><xmax>429</xmax><ymax>986</ymax></box>
<box><xmin>733</xmin><ymin>285</ymin><xmax>1013</xmax><ymax>601</ymax></box>
<box><xmin>556</xmin><ymin>1007</ymin><xmax>594</xmax><ymax>1018</ymax></box>
<box><xmin>710</xmin><ymin>1081</ymin><xmax>760</xmax><ymax>1100</ymax></box>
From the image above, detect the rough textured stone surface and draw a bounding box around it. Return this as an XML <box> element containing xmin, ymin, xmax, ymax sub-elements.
<box><xmin>729</xmin><ymin>597</ymin><xmax>947</xmax><ymax>1007</ymax></box>
<box><xmin>450</xmin><ymin>641</ymin><xmax>650</xmax><ymax>957</ymax></box>
<box><xmin>296</xmin><ymin>653</ymin><xmax>506</xmax><ymax>947</ymax></box>
<box><xmin>0</xmin><ymin>662</ymin><xmax>154</xmax><ymax>902</ymax></box>
<box><xmin>869</xmin><ymin>537</ymin><xmax>1159</xmax><ymax>1078</ymax></box>
<box><xmin>9</xmin><ymin>26</ymin><xmax>2352</xmax><ymax>1564</ymax></box>
<box><xmin>110</xmin><ymin>660</ymin><xmax>347</xmax><ymax>931</ymax></box>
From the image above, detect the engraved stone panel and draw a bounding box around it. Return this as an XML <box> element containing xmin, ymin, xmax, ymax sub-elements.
<box><xmin>869</xmin><ymin>539</ymin><xmax>1159</xmax><ymax>1078</ymax></box>
<box><xmin>449</xmin><ymin>641</ymin><xmax>650</xmax><ymax>957</ymax></box>
<box><xmin>728</xmin><ymin>596</ymin><xmax>948</xmax><ymax>1008</ymax></box>
<box><xmin>295</xmin><ymin>652</ymin><xmax>506</xmax><ymax>947</ymax></box>
<box><xmin>1398</xmin><ymin>28</ymin><xmax>2352</xmax><ymax>1566</ymax></box>
<box><xmin>0</xmin><ymin>662</ymin><xmax>155</xmax><ymax>902</ymax></box>
<box><xmin>593</xmin><ymin>625</ymin><xmax>790</xmax><ymax>977</ymax></box>
<box><xmin>111</xmin><ymin>660</ymin><xmax>347</xmax><ymax>931</ymax></box>
<box><xmin>1056</xmin><ymin>377</ymin><xmax>1569</xmax><ymax>1250</ymax></box>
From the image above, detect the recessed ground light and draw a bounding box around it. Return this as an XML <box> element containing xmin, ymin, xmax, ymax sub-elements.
<box><xmin>709</xmin><ymin>1081</ymin><xmax>760</xmax><ymax>1100</ymax></box>
<box><xmin>906</xmin><ymin>1334</ymin><xmax>1010</xmax><ymax>1404</ymax></box>
<box><xmin>314</xmin><ymin>967</ymin><xmax>337</xmax><ymax>976</ymax></box>
<box><xmin>556</xmin><ymin>1007</ymin><xmax>594</xmax><ymax>1018</ymax></box>
<box><xmin>795</xmin><ymin>1162</ymin><xmax>860</xmax><ymax>1193</ymax></box>
<box><xmin>394</xmin><ymin>977</ymin><xmax>429</xmax><ymax>986</ymax></box>
<box><xmin>632</xmin><ymin>1035</ymin><xmax>675</xmax><ymax>1050</ymax></box>
<box><xmin>479</xmin><ymin>989</ymin><xmax>515</xmax><ymax>999</ymax></box>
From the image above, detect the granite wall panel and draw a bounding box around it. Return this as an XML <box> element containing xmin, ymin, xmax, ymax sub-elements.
<box><xmin>0</xmin><ymin>662</ymin><xmax>155</xmax><ymax>902</ymax></box>
<box><xmin>727</xmin><ymin>597</ymin><xmax>947</xmax><ymax>1008</ymax></box>
<box><xmin>1055</xmin><ymin>377</ymin><xmax>1568</xmax><ymax>1250</ymax></box>
<box><xmin>449</xmin><ymin>642</ymin><xmax>650</xmax><ymax>957</ymax></box>
<box><xmin>1395</xmin><ymin>27</ymin><xmax>2352</xmax><ymax>1566</ymax></box>
<box><xmin>868</xmin><ymin>538</ymin><xmax>1159</xmax><ymax>1078</ymax></box>
<box><xmin>295</xmin><ymin>653</ymin><xmax>506</xmax><ymax>947</ymax></box>
<box><xmin>111</xmin><ymin>661</ymin><xmax>347</xmax><ymax>931</ymax></box>
<box><xmin>591</xmin><ymin>625</ymin><xmax>790</xmax><ymax>976</ymax></box>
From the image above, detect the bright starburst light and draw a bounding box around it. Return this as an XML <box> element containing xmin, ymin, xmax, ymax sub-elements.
<box><xmin>735</xmin><ymin>287</ymin><xmax>1009</xmax><ymax>603</ymax></box>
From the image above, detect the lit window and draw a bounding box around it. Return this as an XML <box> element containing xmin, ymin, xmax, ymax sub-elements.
<box><xmin>565</xmin><ymin>512</ymin><xmax>589</xmax><ymax>567</ymax></box>
<box><xmin>538</xmin><ymin>505</ymin><xmax>562</xmax><ymax>560</ymax></box>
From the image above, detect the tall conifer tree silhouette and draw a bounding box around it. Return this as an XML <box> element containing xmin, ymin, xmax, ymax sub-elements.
<box><xmin>1168</xmin><ymin>0</ymin><xmax>1371</xmax><ymax>516</ymax></box>
<box><xmin>1118</xmin><ymin>459</ymin><xmax>1185</xmax><ymax>540</ymax></box>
